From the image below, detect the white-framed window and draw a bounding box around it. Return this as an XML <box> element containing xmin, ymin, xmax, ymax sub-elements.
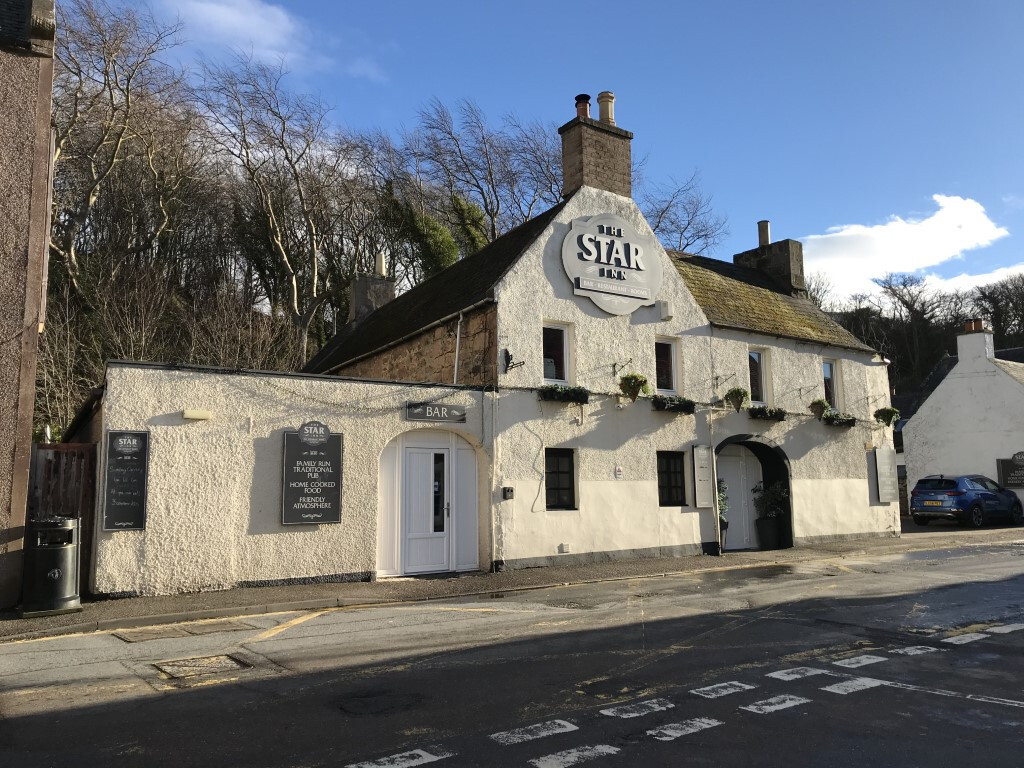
<box><xmin>748</xmin><ymin>348</ymin><xmax>767</xmax><ymax>404</ymax></box>
<box><xmin>654</xmin><ymin>337</ymin><xmax>679</xmax><ymax>393</ymax></box>
<box><xmin>822</xmin><ymin>358</ymin><xmax>839</xmax><ymax>408</ymax></box>
<box><xmin>542</xmin><ymin>323</ymin><xmax>570</xmax><ymax>383</ymax></box>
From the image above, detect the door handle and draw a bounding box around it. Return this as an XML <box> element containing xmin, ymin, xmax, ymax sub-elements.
<box><xmin>445</xmin><ymin>502</ymin><xmax>451</xmax><ymax>518</ymax></box>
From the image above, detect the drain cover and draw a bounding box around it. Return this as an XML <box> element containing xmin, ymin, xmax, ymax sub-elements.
<box><xmin>114</xmin><ymin>626</ymin><xmax>192</xmax><ymax>643</ymax></box>
<box><xmin>154</xmin><ymin>654</ymin><xmax>250</xmax><ymax>679</ymax></box>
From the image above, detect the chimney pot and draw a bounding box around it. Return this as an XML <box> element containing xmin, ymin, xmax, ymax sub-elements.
<box><xmin>575</xmin><ymin>93</ymin><xmax>591</xmax><ymax>120</ymax></box>
<box><xmin>757</xmin><ymin>220</ymin><xmax>771</xmax><ymax>247</ymax></box>
<box><xmin>597</xmin><ymin>91</ymin><xmax>615</xmax><ymax>125</ymax></box>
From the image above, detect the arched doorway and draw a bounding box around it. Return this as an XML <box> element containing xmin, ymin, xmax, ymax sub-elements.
<box><xmin>378</xmin><ymin>430</ymin><xmax>479</xmax><ymax>577</ymax></box>
<box><xmin>716</xmin><ymin>434</ymin><xmax>791</xmax><ymax>551</ymax></box>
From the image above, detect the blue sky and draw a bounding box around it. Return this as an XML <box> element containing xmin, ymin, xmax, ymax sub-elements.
<box><xmin>160</xmin><ymin>0</ymin><xmax>1024</xmax><ymax>300</ymax></box>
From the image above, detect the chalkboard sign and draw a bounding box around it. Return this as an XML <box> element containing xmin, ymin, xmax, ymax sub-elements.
<box><xmin>996</xmin><ymin>451</ymin><xmax>1024</xmax><ymax>488</ymax></box>
<box><xmin>103</xmin><ymin>430</ymin><xmax>149</xmax><ymax>531</ymax></box>
<box><xmin>282</xmin><ymin>421</ymin><xmax>343</xmax><ymax>525</ymax></box>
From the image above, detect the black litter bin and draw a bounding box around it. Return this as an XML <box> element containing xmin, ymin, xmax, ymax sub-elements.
<box><xmin>20</xmin><ymin>517</ymin><xmax>82</xmax><ymax>618</ymax></box>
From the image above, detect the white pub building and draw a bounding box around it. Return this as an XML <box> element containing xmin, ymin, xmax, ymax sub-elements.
<box><xmin>68</xmin><ymin>93</ymin><xmax>899</xmax><ymax>596</ymax></box>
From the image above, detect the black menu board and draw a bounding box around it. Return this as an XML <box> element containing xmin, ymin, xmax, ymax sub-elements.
<box><xmin>103</xmin><ymin>430</ymin><xmax>149</xmax><ymax>531</ymax></box>
<box><xmin>282</xmin><ymin>421</ymin><xmax>343</xmax><ymax>525</ymax></box>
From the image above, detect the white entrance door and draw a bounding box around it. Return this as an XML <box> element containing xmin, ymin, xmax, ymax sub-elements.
<box><xmin>718</xmin><ymin>445</ymin><xmax>762</xmax><ymax>550</ymax></box>
<box><xmin>403</xmin><ymin>447</ymin><xmax>450</xmax><ymax>574</ymax></box>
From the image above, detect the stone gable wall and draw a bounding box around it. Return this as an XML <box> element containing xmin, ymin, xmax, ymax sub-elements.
<box><xmin>336</xmin><ymin>304</ymin><xmax>498</xmax><ymax>387</ymax></box>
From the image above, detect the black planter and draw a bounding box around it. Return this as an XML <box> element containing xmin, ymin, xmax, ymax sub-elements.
<box><xmin>755</xmin><ymin>517</ymin><xmax>783</xmax><ymax>550</ymax></box>
<box><xmin>652</xmin><ymin>395</ymin><xmax>696</xmax><ymax>414</ymax></box>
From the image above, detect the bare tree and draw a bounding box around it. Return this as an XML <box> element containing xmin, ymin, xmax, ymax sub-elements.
<box><xmin>638</xmin><ymin>171</ymin><xmax>727</xmax><ymax>255</ymax></box>
<box><xmin>50</xmin><ymin>0</ymin><xmax>184</xmax><ymax>298</ymax></box>
<box><xmin>804</xmin><ymin>271</ymin><xmax>836</xmax><ymax>311</ymax></box>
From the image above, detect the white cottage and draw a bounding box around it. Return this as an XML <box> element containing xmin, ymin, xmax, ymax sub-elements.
<box><xmin>904</xmin><ymin>320</ymin><xmax>1024</xmax><ymax>508</ymax></box>
<box><xmin>71</xmin><ymin>93</ymin><xmax>899</xmax><ymax>596</ymax></box>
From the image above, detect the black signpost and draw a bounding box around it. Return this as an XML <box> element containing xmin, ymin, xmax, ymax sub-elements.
<box><xmin>997</xmin><ymin>451</ymin><xmax>1024</xmax><ymax>488</ymax></box>
<box><xmin>405</xmin><ymin>402</ymin><xmax>467</xmax><ymax>423</ymax></box>
<box><xmin>103</xmin><ymin>430</ymin><xmax>149</xmax><ymax>531</ymax></box>
<box><xmin>282</xmin><ymin>421</ymin><xmax>343</xmax><ymax>525</ymax></box>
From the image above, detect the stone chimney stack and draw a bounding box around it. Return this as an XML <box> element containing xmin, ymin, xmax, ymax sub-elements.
<box><xmin>347</xmin><ymin>269</ymin><xmax>395</xmax><ymax>324</ymax></box>
<box><xmin>559</xmin><ymin>91</ymin><xmax>633</xmax><ymax>199</ymax></box>
<box><xmin>733</xmin><ymin>220</ymin><xmax>807</xmax><ymax>298</ymax></box>
<box><xmin>956</xmin><ymin>318</ymin><xmax>994</xmax><ymax>362</ymax></box>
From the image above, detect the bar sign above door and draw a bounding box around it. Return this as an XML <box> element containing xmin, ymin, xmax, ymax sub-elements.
<box><xmin>406</xmin><ymin>402</ymin><xmax>467</xmax><ymax>423</ymax></box>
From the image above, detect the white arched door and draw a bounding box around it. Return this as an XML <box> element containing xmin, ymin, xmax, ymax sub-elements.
<box><xmin>718</xmin><ymin>444</ymin><xmax>762</xmax><ymax>550</ymax></box>
<box><xmin>378</xmin><ymin>430</ymin><xmax>478</xmax><ymax>576</ymax></box>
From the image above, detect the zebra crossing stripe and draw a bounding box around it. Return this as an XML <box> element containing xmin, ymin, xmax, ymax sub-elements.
<box><xmin>599</xmin><ymin>698</ymin><xmax>674</xmax><ymax>719</ymax></box>
<box><xmin>986</xmin><ymin>623</ymin><xmax>1024</xmax><ymax>634</ymax></box>
<box><xmin>740</xmin><ymin>695</ymin><xmax>812</xmax><ymax>714</ymax></box>
<box><xmin>490</xmin><ymin>720</ymin><xmax>578</xmax><ymax>745</ymax></box>
<box><xmin>821</xmin><ymin>677</ymin><xmax>886</xmax><ymax>695</ymax></box>
<box><xmin>346</xmin><ymin>748</ymin><xmax>453</xmax><ymax>768</ymax></box>
<box><xmin>833</xmin><ymin>654</ymin><xmax>887</xmax><ymax>668</ymax></box>
<box><xmin>942</xmin><ymin>633</ymin><xmax>988</xmax><ymax>645</ymax></box>
<box><xmin>648</xmin><ymin>718</ymin><xmax>723</xmax><ymax>742</ymax></box>
<box><xmin>766</xmin><ymin>667</ymin><xmax>828</xmax><ymax>681</ymax></box>
<box><xmin>691</xmin><ymin>681</ymin><xmax>756</xmax><ymax>698</ymax></box>
<box><xmin>529</xmin><ymin>744</ymin><xmax>620</xmax><ymax>768</ymax></box>
<box><xmin>889</xmin><ymin>646</ymin><xmax>940</xmax><ymax>655</ymax></box>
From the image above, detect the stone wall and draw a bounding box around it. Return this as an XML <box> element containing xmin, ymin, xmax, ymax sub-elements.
<box><xmin>337</xmin><ymin>304</ymin><xmax>498</xmax><ymax>387</ymax></box>
<box><xmin>0</xmin><ymin>46</ymin><xmax>52</xmax><ymax>609</ymax></box>
<box><xmin>559</xmin><ymin>117</ymin><xmax>632</xmax><ymax>198</ymax></box>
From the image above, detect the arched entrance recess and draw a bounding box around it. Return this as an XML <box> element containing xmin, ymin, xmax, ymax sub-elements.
<box><xmin>378</xmin><ymin>430</ymin><xmax>479</xmax><ymax>577</ymax></box>
<box><xmin>715</xmin><ymin>434</ymin><xmax>792</xmax><ymax>551</ymax></box>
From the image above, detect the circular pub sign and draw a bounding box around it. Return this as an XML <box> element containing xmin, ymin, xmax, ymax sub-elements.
<box><xmin>561</xmin><ymin>213</ymin><xmax>663</xmax><ymax>315</ymax></box>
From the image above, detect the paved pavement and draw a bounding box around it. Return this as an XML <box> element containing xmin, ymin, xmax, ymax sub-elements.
<box><xmin>2</xmin><ymin>518</ymin><xmax>1021</xmax><ymax>643</ymax></box>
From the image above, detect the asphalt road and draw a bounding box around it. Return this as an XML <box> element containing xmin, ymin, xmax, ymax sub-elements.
<box><xmin>2</xmin><ymin>542</ymin><xmax>1024</xmax><ymax>767</ymax></box>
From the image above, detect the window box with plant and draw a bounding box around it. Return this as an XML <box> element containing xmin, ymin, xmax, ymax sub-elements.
<box><xmin>748</xmin><ymin>405</ymin><xmax>786</xmax><ymax>421</ymax></box>
<box><xmin>822</xmin><ymin>408</ymin><xmax>856</xmax><ymax>427</ymax></box>
<box><xmin>724</xmin><ymin>387</ymin><xmax>749</xmax><ymax>412</ymax></box>
<box><xmin>618</xmin><ymin>373</ymin><xmax>650</xmax><ymax>402</ymax></box>
<box><xmin>538</xmin><ymin>385</ymin><xmax>590</xmax><ymax>405</ymax></box>
<box><xmin>652</xmin><ymin>395</ymin><xmax>696</xmax><ymax>414</ymax></box>
<box><xmin>752</xmin><ymin>480</ymin><xmax>789</xmax><ymax>550</ymax></box>
<box><xmin>873</xmin><ymin>406</ymin><xmax>900</xmax><ymax>427</ymax></box>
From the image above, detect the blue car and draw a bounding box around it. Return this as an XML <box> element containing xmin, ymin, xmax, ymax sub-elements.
<box><xmin>910</xmin><ymin>475</ymin><xmax>1023</xmax><ymax>527</ymax></box>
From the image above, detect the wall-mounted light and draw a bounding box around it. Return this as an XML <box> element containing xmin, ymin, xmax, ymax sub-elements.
<box><xmin>656</xmin><ymin>300</ymin><xmax>674</xmax><ymax>321</ymax></box>
<box><xmin>182</xmin><ymin>409</ymin><xmax>213</xmax><ymax>421</ymax></box>
<box><xmin>503</xmin><ymin>349</ymin><xmax>525</xmax><ymax>373</ymax></box>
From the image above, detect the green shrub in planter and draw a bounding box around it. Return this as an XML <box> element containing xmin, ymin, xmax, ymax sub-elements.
<box><xmin>822</xmin><ymin>408</ymin><xmax>857</xmax><ymax>427</ymax></box>
<box><xmin>618</xmin><ymin>373</ymin><xmax>651</xmax><ymax>402</ymax></box>
<box><xmin>652</xmin><ymin>395</ymin><xmax>696</xmax><ymax>414</ymax></box>
<box><xmin>873</xmin><ymin>406</ymin><xmax>900</xmax><ymax>426</ymax></box>
<box><xmin>808</xmin><ymin>398</ymin><xmax>830</xmax><ymax>420</ymax></box>
<box><xmin>724</xmin><ymin>387</ymin><xmax>749</xmax><ymax>412</ymax></box>
<box><xmin>748</xmin><ymin>405</ymin><xmax>787</xmax><ymax>421</ymax></box>
<box><xmin>538</xmin><ymin>385</ymin><xmax>591</xmax><ymax>405</ymax></box>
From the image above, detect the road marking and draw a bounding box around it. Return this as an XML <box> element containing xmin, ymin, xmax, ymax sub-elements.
<box><xmin>821</xmin><ymin>677</ymin><xmax>886</xmax><ymax>695</ymax></box>
<box><xmin>648</xmin><ymin>718</ymin><xmax>723</xmax><ymax>741</ymax></box>
<box><xmin>889</xmin><ymin>646</ymin><xmax>940</xmax><ymax>655</ymax></box>
<box><xmin>347</xmin><ymin>748</ymin><xmax>453</xmax><ymax>768</ymax></box>
<box><xmin>529</xmin><ymin>744</ymin><xmax>619</xmax><ymax>767</ymax></box>
<box><xmin>691</xmin><ymin>681</ymin><xmax>756</xmax><ymax>698</ymax></box>
<box><xmin>968</xmin><ymin>695</ymin><xmax>1024</xmax><ymax>709</ymax></box>
<box><xmin>879</xmin><ymin>679</ymin><xmax>1024</xmax><ymax>708</ymax></box>
<box><xmin>250</xmin><ymin>610</ymin><xmax>332</xmax><ymax>642</ymax></box>
<box><xmin>833</xmin><ymin>654</ymin><xmax>887</xmax><ymax>668</ymax></box>
<box><xmin>986</xmin><ymin>623</ymin><xmax>1024</xmax><ymax>634</ymax></box>
<box><xmin>490</xmin><ymin>720</ymin><xmax>578</xmax><ymax>745</ymax></box>
<box><xmin>767</xmin><ymin>667</ymin><xmax>828</xmax><ymax>681</ymax></box>
<box><xmin>741</xmin><ymin>695</ymin><xmax>812</xmax><ymax>714</ymax></box>
<box><xmin>941</xmin><ymin>633</ymin><xmax>988</xmax><ymax>645</ymax></box>
<box><xmin>599</xmin><ymin>698</ymin><xmax>674</xmax><ymax>719</ymax></box>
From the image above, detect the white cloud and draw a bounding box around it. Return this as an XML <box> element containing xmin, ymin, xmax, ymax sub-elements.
<box><xmin>922</xmin><ymin>262</ymin><xmax>1024</xmax><ymax>293</ymax></box>
<box><xmin>172</xmin><ymin>0</ymin><xmax>302</xmax><ymax>62</ymax></box>
<box><xmin>167</xmin><ymin>0</ymin><xmax>388</xmax><ymax>79</ymax></box>
<box><xmin>803</xmin><ymin>194</ymin><xmax>1009</xmax><ymax>299</ymax></box>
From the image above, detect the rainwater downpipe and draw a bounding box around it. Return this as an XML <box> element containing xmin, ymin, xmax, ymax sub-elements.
<box><xmin>453</xmin><ymin>311</ymin><xmax>464</xmax><ymax>385</ymax></box>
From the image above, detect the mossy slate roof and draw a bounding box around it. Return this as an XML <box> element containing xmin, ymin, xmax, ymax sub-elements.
<box><xmin>304</xmin><ymin>200</ymin><xmax>568</xmax><ymax>373</ymax></box>
<box><xmin>305</xmin><ymin>202</ymin><xmax>876</xmax><ymax>373</ymax></box>
<box><xmin>671</xmin><ymin>253</ymin><xmax>874</xmax><ymax>353</ymax></box>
